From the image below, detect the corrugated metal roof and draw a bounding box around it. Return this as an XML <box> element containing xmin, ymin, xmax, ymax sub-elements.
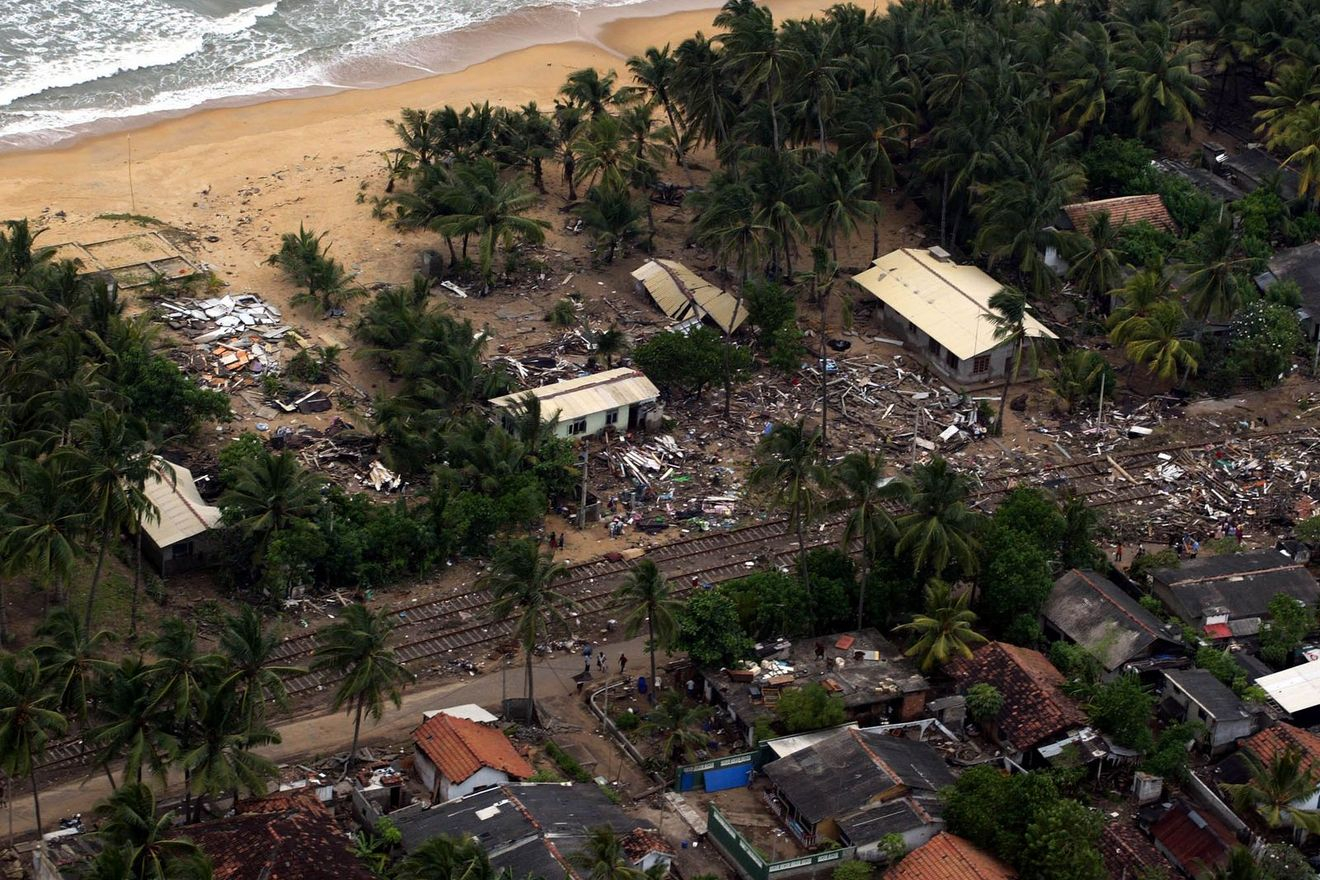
<box><xmin>1257</xmin><ymin>660</ymin><xmax>1320</xmax><ymax>713</ymax></box>
<box><xmin>851</xmin><ymin>248</ymin><xmax>1056</xmax><ymax>361</ymax></box>
<box><xmin>141</xmin><ymin>458</ymin><xmax>222</xmax><ymax>549</ymax></box>
<box><xmin>488</xmin><ymin>367</ymin><xmax>659</xmax><ymax>424</ymax></box>
<box><xmin>631</xmin><ymin>259</ymin><xmax>747</xmax><ymax>334</ymax></box>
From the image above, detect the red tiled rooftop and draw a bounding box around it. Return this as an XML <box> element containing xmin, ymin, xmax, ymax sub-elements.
<box><xmin>1240</xmin><ymin>722</ymin><xmax>1320</xmax><ymax>768</ymax></box>
<box><xmin>185</xmin><ymin>790</ymin><xmax>372</xmax><ymax>880</ymax></box>
<box><xmin>886</xmin><ymin>832</ymin><xmax>1016</xmax><ymax>880</ymax></box>
<box><xmin>1064</xmin><ymin>195</ymin><xmax>1176</xmax><ymax>233</ymax></box>
<box><xmin>620</xmin><ymin>828</ymin><xmax>675</xmax><ymax>860</ymax></box>
<box><xmin>1100</xmin><ymin>821</ymin><xmax>1171</xmax><ymax>879</ymax></box>
<box><xmin>947</xmin><ymin>642</ymin><xmax>1087</xmax><ymax>749</ymax></box>
<box><xmin>1150</xmin><ymin>801</ymin><xmax>1233</xmax><ymax>875</ymax></box>
<box><xmin>413</xmin><ymin>713</ymin><xmax>533</xmax><ymax>784</ymax></box>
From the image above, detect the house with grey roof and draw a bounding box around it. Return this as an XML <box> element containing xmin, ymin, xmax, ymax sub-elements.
<box><xmin>762</xmin><ymin>727</ymin><xmax>954</xmax><ymax>858</ymax></box>
<box><xmin>1161</xmin><ymin>669</ymin><xmax>1255</xmax><ymax>754</ymax></box>
<box><xmin>1043</xmin><ymin>570</ymin><xmax>1183</xmax><ymax>677</ymax></box>
<box><xmin>1149</xmin><ymin>549</ymin><xmax>1320</xmax><ymax>639</ymax></box>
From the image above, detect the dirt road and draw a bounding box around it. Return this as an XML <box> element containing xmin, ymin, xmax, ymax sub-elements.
<box><xmin>5</xmin><ymin>634</ymin><xmax>663</xmax><ymax>839</ymax></box>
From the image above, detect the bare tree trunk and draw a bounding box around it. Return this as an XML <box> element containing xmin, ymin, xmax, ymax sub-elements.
<box><xmin>344</xmin><ymin>696</ymin><xmax>365</xmax><ymax>780</ymax></box>
<box><xmin>130</xmin><ymin>523</ymin><xmax>143</xmax><ymax>637</ymax></box>
<box><xmin>647</xmin><ymin>613</ymin><xmax>657</xmax><ymax>704</ymax></box>
<box><xmin>856</xmin><ymin>551</ymin><xmax>870</xmax><ymax>631</ymax></box>
<box><xmin>85</xmin><ymin>525</ymin><xmax>111</xmax><ymax>631</ymax></box>
<box><xmin>27</xmin><ymin>762</ymin><xmax>41</xmax><ymax>838</ymax></box>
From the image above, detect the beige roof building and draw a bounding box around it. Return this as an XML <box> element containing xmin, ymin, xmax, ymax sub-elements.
<box><xmin>141</xmin><ymin>458</ymin><xmax>223</xmax><ymax>574</ymax></box>
<box><xmin>853</xmin><ymin>247</ymin><xmax>1056</xmax><ymax>384</ymax></box>
<box><xmin>631</xmin><ymin>259</ymin><xmax>748</xmax><ymax>335</ymax></box>
<box><xmin>489</xmin><ymin>368</ymin><xmax>660</xmax><ymax>439</ymax></box>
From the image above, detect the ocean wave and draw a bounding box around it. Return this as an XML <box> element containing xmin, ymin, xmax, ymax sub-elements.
<box><xmin>0</xmin><ymin>0</ymin><xmax>280</xmax><ymax>108</ymax></box>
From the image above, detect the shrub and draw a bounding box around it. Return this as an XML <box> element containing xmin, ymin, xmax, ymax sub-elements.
<box><xmin>775</xmin><ymin>683</ymin><xmax>846</xmax><ymax>733</ymax></box>
<box><xmin>613</xmin><ymin>710</ymin><xmax>640</xmax><ymax>732</ymax></box>
<box><xmin>545</xmin><ymin>741</ymin><xmax>593</xmax><ymax>782</ymax></box>
<box><xmin>965</xmin><ymin>683</ymin><xmax>1004</xmax><ymax>723</ymax></box>
<box><xmin>833</xmin><ymin>861</ymin><xmax>874</xmax><ymax>880</ymax></box>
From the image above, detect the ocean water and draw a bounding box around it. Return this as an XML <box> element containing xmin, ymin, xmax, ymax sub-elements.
<box><xmin>0</xmin><ymin>0</ymin><xmax>641</xmax><ymax>149</ymax></box>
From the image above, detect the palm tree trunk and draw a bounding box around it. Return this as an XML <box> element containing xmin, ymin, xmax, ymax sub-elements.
<box><xmin>0</xmin><ymin>579</ymin><xmax>7</xmax><ymax>647</ymax></box>
<box><xmin>997</xmin><ymin>367</ymin><xmax>1011</xmax><ymax>437</ymax></box>
<box><xmin>344</xmin><ymin>696</ymin><xmax>365</xmax><ymax>780</ymax></box>
<box><xmin>524</xmin><ymin>650</ymin><xmax>535</xmax><ymax>720</ymax></box>
<box><xmin>183</xmin><ymin>767</ymin><xmax>193</xmax><ymax>824</ymax></box>
<box><xmin>85</xmin><ymin>524</ymin><xmax>111</xmax><ymax>631</ymax></box>
<box><xmin>796</xmin><ymin>514</ymin><xmax>810</xmax><ymax>599</ymax></box>
<box><xmin>103</xmin><ymin>766</ymin><xmax>118</xmax><ymax>792</ymax></box>
<box><xmin>939</xmin><ymin>171</ymin><xmax>949</xmax><ymax>247</ymax></box>
<box><xmin>130</xmin><ymin>522</ymin><xmax>143</xmax><ymax>637</ymax></box>
<box><xmin>856</xmin><ymin>549</ymin><xmax>870</xmax><ymax>630</ymax></box>
<box><xmin>27</xmin><ymin>763</ymin><xmax>42</xmax><ymax>837</ymax></box>
<box><xmin>647</xmin><ymin>612</ymin><xmax>657</xmax><ymax>705</ymax></box>
<box><xmin>819</xmin><ymin>280</ymin><xmax>829</xmax><ymax>447</ymax></box>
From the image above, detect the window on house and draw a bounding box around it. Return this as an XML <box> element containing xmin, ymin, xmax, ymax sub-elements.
<box><xmin>605</xmin><ymin>409</ymin><xmax>619</xmax><ymax>426</ymax></box>
<box><xmin>906</xmin><ymin>320</ymin><xmax>916</xmax><ymax>333</ymax></box>
<box><xmin>946</xmin><ymin>350</ymin><xmax>958</xmax><ymax>369</ymax></box>
<box><xmin>972</xmin><ymin>354</ymin><xmax>992</xmax><ymax>374</ymax></box>
<box><xmin>927</xmin><ymin>336</ymin><xmax>941</xmax><ymax>355</ymax></box>
<box><xmin>568</xmin><ymin>419</ymin><xmax>587</xmax><ymax>436</ymax></box>
<box><xmin>174</xmin><ymin>541</ymin><xmax>194</xmax><ymax>558</ymax></box>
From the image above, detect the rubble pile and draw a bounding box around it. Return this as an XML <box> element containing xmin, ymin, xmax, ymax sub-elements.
<box><xmin>157</xmin><ymin>294</ymin><xmax>290</xmax><ymax>389</ymax></box>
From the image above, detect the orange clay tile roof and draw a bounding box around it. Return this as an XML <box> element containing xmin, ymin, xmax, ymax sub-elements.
<box><xmin>1064</xmin><ymin>195</ymin><xmax>1176</xmax><ymax>233</ymax></box>
<box><xmin>886</xmin><ymin>833</ymin><xmax>1016</xmax><ymax>880</ymax></box>
<box><xmin>620</xmin><ymin>828</ymin><xmax>675</xmax><ymax>860</ymax></box>
<box><xmin>413</xmin><ymin>713</ymin><xmax>534</xmax><ymax>785</ymax></box>
<box><xmin>1240</xmin><ymin>722</ymin><xmax>1320</xmax><ymax>768</ymax></box>
<box><xmin>946</xmin><ymin>642</ymin><xmax>1087</xmax><ymax>749</ymax></box>
<box><xmin>184</xmin><ymin>790</ymin><xmax>373</xmax><ymax>880</ymax></box>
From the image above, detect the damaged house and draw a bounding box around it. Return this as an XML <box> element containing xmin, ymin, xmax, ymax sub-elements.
<box><xmin>1149</xmin><ymin>549</ymin><xmax>1320</xmax><ymax>640</ymax></box>
<box><xmin>762</xmin><ymin>726</ymin><xmax>955</xmax><ymax>857</ymax></box>
<box><xmin>1042</xmin><ymin>570</ymin><xmax>1183</xmax><ymax>677</ymax></box>
<box><xmin>489</xmin><ymin>367</ymin><xmax>661</xmax><ymax>440</ymax></box>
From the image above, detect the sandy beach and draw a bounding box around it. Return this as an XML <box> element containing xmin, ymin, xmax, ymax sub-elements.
<box><xmin>0</xmin><ymin>0</ymin><xmax>841</xmax><ymax>297</ymax></box>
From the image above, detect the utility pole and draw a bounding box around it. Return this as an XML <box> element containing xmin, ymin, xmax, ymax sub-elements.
<box><xmin>578</xmin><ymin>437</ymin><xmax>589</xmax><ymax>529</ymax></box>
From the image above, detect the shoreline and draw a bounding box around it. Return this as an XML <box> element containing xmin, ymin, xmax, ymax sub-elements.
<box><xmin>0</xmin><ymin>0</ymin><xmax>826</xmax><ymax>157</ymax></box>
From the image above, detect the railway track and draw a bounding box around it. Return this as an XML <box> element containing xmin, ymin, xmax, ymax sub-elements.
<box><xmin>37</xmin><ymin>427</ymin><xmax>1318</xmax><ymax>774</ymax></box>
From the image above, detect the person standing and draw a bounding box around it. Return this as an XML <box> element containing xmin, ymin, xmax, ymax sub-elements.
<box><xmin>1115</xmin><ymin>542</ymin><xmax>1123</xmax><ymax>562</ymax></box>
<box><xmin>619</xmin><ymin>654</ymin><xmax>628</xmax><ymax>675</ymax></box>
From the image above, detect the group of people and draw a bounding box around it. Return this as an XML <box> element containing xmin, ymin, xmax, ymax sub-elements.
<box><xmin>582</xmin><ymin>643</ymin><xmax>627</xmax><ymax>675</ymax></box>
<box><xmin>1113</xmin><ymin>519</ymin><xmax>1247</xmax><ymax>565</ymax></box>
<box><xmin>542</xmin><ymin>530</ymin><xmax>566</xmax><ymax>551</ymax></box>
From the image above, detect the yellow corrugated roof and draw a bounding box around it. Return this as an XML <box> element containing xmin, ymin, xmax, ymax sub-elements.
<box><xmin>631</xmin><ymin>259</ymin><xmax>747</xmax><ymax>334</ymax></box>
<box><xmin>852</xmin><ymin>248</ymin><xmax>1056</xmax><ymax>361</ymax></box>
<box><xmin>489</xmin><ymin>367</ymin><xmax>660</xmax><ymax>424</ymax></box>
<box><xmin>141</xmin><ymin>458</ymin><xmax>222</xmax><ymax>548</ymax></box>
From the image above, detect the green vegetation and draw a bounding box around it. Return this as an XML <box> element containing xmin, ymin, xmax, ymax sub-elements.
<box><xmin>95</xmin><ymin>212</ymin><xmax>167</xmax><ymax>227</ymax></box>
<box><xmin>546</xmin><ymin>739</ymin><xmax>594</xmax><ymax>782</ymax></box>
<box><xmin>774</xmin><ymin>683</ymin><xmax>846</xmax><ymax>733</ymax></box>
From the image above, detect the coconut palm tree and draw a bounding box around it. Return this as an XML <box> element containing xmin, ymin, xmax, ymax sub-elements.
<box><xmin>1115</xmin><ymin>21</ymin><xmax>1206</xmax><ymax>139</ymax></box>
<box><xmin>1045</xmin><ymin>349</ymin><xmax>1113</xmax><ymax>415</ymax></box>
<box><xmin>181</xmin><ymin>686</ymin><xmax>279</xmax><ymax>821</ymax></box>
<box><xmin>219</xmin><ymin>449</ymin><xmax>323</xmax><ymax>564</ymax></box>
<box><xmin>671</xmin><ymin>33</ymin><xmax>735</xmax><ymax>150</ymax></box>
<box><xmin>218</xmin><ymin>606</ymin><xmax>305</xmax><ymax>725</ymax></box>
<box><xmin>89</xmin><ymin>657</ymin><xmax>177</xmax><ymax>787</ymax></box>
<box><xmin>793</xmin><ymin>152</ymin><xmax>881</xmax><ymax>261</ymax></box>
<box><xmin>0</xmin><ymin>457</ymin><xmax>87</xmax><ymax>607</ymax></box>
<box><xmin>92</xmin><ymin>782</ymin><xmax>212</xmax><ymax>880</ymax></box>
<box><xmin>1051</xmin><ymin>22</ymin><xmax>1120</xmax><ymax>142</ymax></box>
<box><xmin>396</xmin><ymin>834</ymin><xmax>500</xmax><ymax>880</ymax></box>
<box><xmin>389</xmin><ymin>107</ymin><xmax>447</xmax><ymax>169</ymax></box>
<box><xmin>1121</xmin><ymin>298</ymin><xmax>1202</xmax><ymax>386</ymax></box>
<box><xmin>480</xmin><ymin>538</ymin><xmax>574</xmax><ymax>718</ymax></box>
<box><xmin>641</xmin><ymin>691</ymin><xmax>712</xmax><ymax>764</ymax></box>
<box><xmin>834</xmin><ymin>451</ymin><xmax>901</xmax><ymax>628</ymax></box>
<box><xmin>560</xmin><ymin>68</ymin><xmax>619</xmax><ymax>118</ymax></box>
<box><xmin>575</xmin><ymin>184</ymin><xmax>645</xmax><ymax>264</ymax></box>
<box><xmin>1221</xmin><ymin>747</ymin><xmax>1320</xmax><ymax>834</ymax></box>
<box><xmin>1266</xmin><ymin>103</ymin><xmax>1320</xmax><ymax>203</ymax></box>
<box><xmin>594</xmin><ymin>325</ymin><xmax>629</xmax><ymax>369</ymax></box>
<box><xmin>1182</xmin><ymin>214</ymin><xmax>1249</xmax><ymax>321</ymax></box>
<box><xmin>57</xmin><ymin>406</ymin><xmax>156</xmax><ymax>629</ymax></box>
<box><xmin>1069</xmin><ymin>212</ymin><xmax>1124</xmax><ymax>316</ymax></box>
<box><xmin>312</xmin><ymin>603</ymin><xmax>414</xmax><ymax>777</ymax></box>
<box><xmin>33</xmin><ymin>607</ymin><xmax>113</xmax><ymax>738</ymax></box>
<box><xmin>265</xmin><ymin>225</ymin><xmax>355</xmax><ymax>313</ymax></box>
<box><xmin>748</xmin><ymin>420</ymin><xmax>832</xmax><ymax>595</ymax></box>
<box><xmin>1204</xmin><ymin>848</ymin><xmax>1263</xmax><ymax>880</ymax></box>
<box><xmin>894</xmin><ymin>580</ymin><xmax>988</xmax><ymax>673</ymax></box>
<box><xmin>1107</xmin><ymin>261</ymin><xmax>1173</xmax><ymax>346</ymax></box>
<box><xmin>987</xmin><ymin>285</ymin><xmax>1043</xmax><ymax>435</ymax></box>
<box><xmin>613</xmin><ymin>560</ymin><xmax>681</xmax><ymax>701</ymax></box>
<box><xmin>628</xmin><ymin>45</ymin><xmax>689</xmax><ymax>172</ymax></box>
<box><xmin>1253</xmin><ymin>63</ymin><xmax>1320</xmax><ymax>144</ymax></box>
<box><xmin>552</xmin><ymin>103</ymin><xmax>587</xmax><ymax>202</ymax></box>
<box><xmin>0</xmin><ymin>652</ymin><xmax>68</xmax><ymax>835</ymax></box>
<box><xmin>570</xmin><ymin>826</ymin><xmax>647</xmax><ymax>880</ymax></box>
<box><xmin>434</xmin><ymin>159</ymin><xmax>550</xmax><ymax>292</ymax></box>
<box><xmin>894</xmin><ymin>457</ymin><xmax>982</xmax><ymax>580</ymax></box>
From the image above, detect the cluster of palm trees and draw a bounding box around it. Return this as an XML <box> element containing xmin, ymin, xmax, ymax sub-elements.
<box><xmin>748</xmin><ymin>420</ymin><xmax>989</xmax><ymax>671</ymax></box>
<box><xmin>0</xmin><ymin>600</ymin><xmax>410</xmax><ymax>855</ymax></box>
<box><xmin>0</xmin><ymin>220</ymin><xmax>233</xmax><ymax>644</ymax></box>
<box><xmin>383</xmin><ymin>67</ymin><xmax>681</xmax><ymax>287</ymax></box>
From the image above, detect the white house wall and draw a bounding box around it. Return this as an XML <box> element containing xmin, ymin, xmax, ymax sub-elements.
<box><xmin>439</xmin><ymin>765</ymin><xmax>512</xmax><ymax>803</ymax></box>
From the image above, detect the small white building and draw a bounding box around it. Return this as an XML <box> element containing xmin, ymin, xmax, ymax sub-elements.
<box><xmin>851</xmin><ymin>247</ymin><xmax>1056</xmax><ymax>386</ymax></box>
<box><xmin>412</xmin><ymin>712</ymin><xmax>533</xmax><ymax>804</ymax></box>
<box><xmin>1161</xmin><ymin>669</ymin><xmax>1255</xmax><ymax>754</ymax></box>
<box><xmin>488</xmin><ymin>367</ymin><xmax>660</xmax><ymax>439</ymax></box>
<box><xmin>141</xmin><ymin>458</ymin><xmax>223</xmax><ymax>575</ymax></box>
